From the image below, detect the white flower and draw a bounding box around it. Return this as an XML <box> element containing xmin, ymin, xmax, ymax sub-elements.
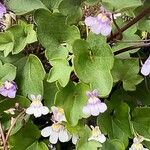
<box><xmin>129</xmin><ymin>136</ymin><xmax>149</xmax><ymax>150</ymax></box>
<box><xmin>141</xmin><ymin>56</ymin><xmax>150</xmax><ymax>76</ymax></box>
<box><xmin>51</xmin><ymin>106</ymin><xmax>66</xmax><ymax>123</ymax></box>
<box><xmin>72</xmin><ymin>134</ymin><xmax>79</xmax><ymax>145</ymax></box>
<box><xmin>41</xmin><ymin>123</ymin><xmax>71</xmax><ymax>144</ymax></box>
<box><xmin>82</xmin><ymin>89</ymin><xmax>107</xmax><ymax>117</ymax></box>
<box><xmin>88</xmin><ymin>126</ymin><xmax>106</xmax><ymax>143</ymax></box>
<box><xmin>26</xmin><ymin>94</ymin><xmax>49</xmax><ymax>118</ymax></box>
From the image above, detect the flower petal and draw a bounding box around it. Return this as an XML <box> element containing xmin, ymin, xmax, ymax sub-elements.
<box><xmin>7</xmin><ymin>90</ymin><xmax>16</xmax><ymax>98</ymax></box>
<box><xmin>141</xmin><ymin>57</ymin><xmax>150</xmax><ymax>76</ymax></box>
<box><xmin>59</xmin><ymin>129</ymin><xmax>71</xmax><ymax>142</ymax></box>
<box><xmin>33</xmin><ymin>108</ymin><xmax>42</xmax><ymax>118</ymax></box>
<box><xmin>0</xmin><ymin>90</ymin><xmax>8</xmax><ymax>97</ymax></box>
<box><xmin>26</xmin><ymin>106</ymin><xmax>34</xmax><ymax>115</ymax></box>
<box><xmin>98</xmin><ymin>134</ymin><xmax>106</xmax><ymax>143</ymax></box>
<box><xmin>90</xmin><ymin>105</ymin><xmax>100</xmax><ymax>116</ymax></box>
<box><xmin>41</xmin><ymin>106</ymin><xmax>49</xmax><ymax>115</ymax></box>
<box><xmin>37</xmin><ymin>94</ymin><xmax>42</xmax><ymax>101</ymax></box>
<box><xmin>72</xmin><ymin>134</ymin><xmax>78</xmax><ymax>144</ymax></box>
<box><xmin>92</xmin><ymin>89</ymin><xmax>98</xmax><ymax>97</ymax></box>
<box><xmin>82</xmin><ymin>105</ymin><xmax>91</xmax><ymax>117</ymax></box>
<box><xmin>86</xmin><ymin>91</ymin><xmax>92</xmax><ymax>97</ymax></box>
<box><xmin>90</xmin><ymin>23</ymin><xmax>102</xmax><ymax>34</ymax></box>
<box><xmin>100</xmin><ymin>24</ymin><xmax>112</xmax><ymax>36</ymax></box>
<box><xmin>41</xmin><ymin>126</ymin><xmax>52</xmax><ymax>137</ymax></box>
<box><xmin>49</xmin><ymin>131</ymin><xmax>59</xmax><ymax>144</ymax></box>
<box><xmin>85</xmin><ymin>16</ymin><xmax>97</xmax><ymax>26</ymax></box>
<box><xmin>0</xmin><ymin>3</ymin><xmax>6</xmax><ymax>18</ymax></box>
<box><xmin>30</xmin><ymin>94</ymin><xmax>36</xmax><ymax>101</ymax></box>
<box><xmin>97</xmin><ymin>102</ymin><xmax>107</xmax><ymax>113</ymax></box>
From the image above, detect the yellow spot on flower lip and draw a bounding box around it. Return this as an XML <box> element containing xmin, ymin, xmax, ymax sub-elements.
<box><xmin>5</xmin><ymin>81</ymin><xmax>12</xmax><ymax>89</ymax></box>
<box><xmin>132</xmin><ymin>143</ymin><xmax>143</xmax><ymax>149</ymax></box>
<box><xmin>52</xmin><ymin>123</ymin><xmax>62</xmax><ymax>132</ymax></box>
<box><xmin>97</xmin><ymin>13</ymin><xmax>109</xmax><ymax>22</ymax></box>
<box><xmin>58</xmin><ymin>107</ymin><xmax>64</xmax><ymax>114</ymax></box>
<box><xmin>32</xmin><ymin>100</ymin><xmax>42</xmax><ymax>106</ymax></box>
<box><xmin>91</xmin><ymin>126</ymin><xmax>101</xmax><ymax>137</ymax></box>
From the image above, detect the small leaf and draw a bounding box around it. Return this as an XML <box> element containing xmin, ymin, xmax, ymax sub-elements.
<box><xmin>58</xmin><ymin>0</ymin><xmax>82</xmax><ymax>24</ymax></box>
<box><xmin>6</xmin><ymin>0</ymin><xmax>48</xmax><ymax>15</ymax></box>
<box><xmin>97</xmin><ymin>102</ymin><xmax>132</xmax><ymax>147</ymax></box>
<box><xmin>132</xmin><ymin>107</ymin><xmax>150</xmax><ymax>148</ymax></box>
<box><xmin>47</xmin><ymin>59</ymin><xmax>72</xmax><ymax>87</ymax></box>
<box><xmin>8</xmin><ymin>21</ymin><xmax>37</xmax><ymax>55</ymax></box>
<box><xmin>102</xmin><ymin>0</ymin><xmax>142</xmax><ymax>11</ymax></box>
<box><xmin>102</xmin><ymin>139</ymin><xmax>125</xmax><ymax>150</ymax></box>
<box><xmin>0</xmin><ymin>31</ymin><xmax>14</xmax><ymax>57</ymax></box>
<box><xmin>73</xmin><ymin>33</ymin><xmax>114</xmax><ymax>97</ymax></box>
<box><xmin>0</xmin><ymin>61</ymin><xmax>16</xmax><ymax>82</ymax></box>
<box><xmin>111</xmin><ymin>58</ymin><xmax>143</xmax><ymax>91</ymax></box>
<box><xmin>20</xmin><ymin>54</ymin><xmax>46</xmax><ymax>96</ymax></box>
<box><xmin>26</xmin><ymin>141</ymin><xmax>49</xmax><ymax>150</ymax></box>
<box><xmin>9</xmin><ymin>121</ymin><xmax>40</xmax><ymax>150</ymax></box>
<box><xmin>55</xmin><ymin>82</ymin><xmax>90</xmax><ymax>126</ymax></box>
<box><xmin>43</xmin><ymin>80</ymin><xmax>58</xmax><ymax>109</ymax></box>
<box><xmin>34</xmin><ymin>9</ymin><xmax>80</xmax><ymax>60</ymax></box>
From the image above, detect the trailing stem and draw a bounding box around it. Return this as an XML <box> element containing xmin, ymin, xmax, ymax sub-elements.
<box><xmin>108</xmin><ymin>7</ymin><xmax>150</xmax><ymax>43</ymax></box>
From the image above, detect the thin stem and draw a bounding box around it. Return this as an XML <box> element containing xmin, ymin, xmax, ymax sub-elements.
<box><xmin>112</xmin><ymin>14</ymin><xmax>123</xmax><ymax>40</ymax></box>
<box><xmin>144</xmin><ymin>137</ymin><xmax>150</xmax><ymax>142</ymax></box>
<box><xmin>86</xmin><ymin>26</ymin><xmax>89</xmax><ymax>38</ymax></box>
<box><xmin>114</xmin><ymin>42</ymin><xmax>150</xmax><ymax>55</ymax></box>
<box><xmin>144</xmin><ymin>76</ymin><xmax>150</xmax><ymax>94</ymax></box>
<box><xmin>116</xmin><ymin>39</ymin><xmax>150</xmax><ymax>43</ymax></box>
<box><xmin>5</xmin><ymin>110</ymin><xmax>25</xmax><ymax>142</ymax></box>
<box><xmin>108</xmin><ymin>7</ymin><xmax>150</xmax><ymax>43</ymax></box>
<box><xmin>0</xmin><ymin>123</ymin><xmax>7</xmax><ymax>150</ymax></box>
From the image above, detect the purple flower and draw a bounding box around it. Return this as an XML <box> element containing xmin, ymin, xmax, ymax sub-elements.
<box><xmin>82</xmin><ymin>89</ymin><xmax>107</xmax><ymax>117</ymax></box>
<box><xmin>0</xmin><ymin>3</ymin><xmax>6</xmax><ymax>19</ymax></box>
<box><xmin>141</xmin><ymin>56</ymin><xmax>150</xmax><ymax>76</ymax></box>
<box><xmin>0</xmin><ymin>81</ymin><xmax>17</xmax><ymax>98</ymax></box>
<box><xmin>85</xmin><ymin>13</ymin><xmax>112</xmax><ymax>36</ymax></box>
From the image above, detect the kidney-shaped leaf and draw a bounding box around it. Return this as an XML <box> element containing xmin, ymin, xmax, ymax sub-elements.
<box><xmin>73</xmin><ymin>34</ymin><xmax>114</xmax><ymax>97</ymax></box>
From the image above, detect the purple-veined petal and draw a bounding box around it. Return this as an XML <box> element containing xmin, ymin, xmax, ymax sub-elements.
<box><xmin>92</xmin><ymin>89</ymin><xmax>98</xmax><ymax>97</ymax></box>
<box><xmin>90</xmin><ymin>23</ymin><xmax>102</xmax><ymax>34</ymax></box>
<box><xmin>0</xmin><ymin>3</ymin><xmax>6</xmax><ymax>18</ymax></box>
<box><xmin>86</xmin><ymin>91</ymin><xmax>92</xmax><ymax>97</ymax></box>
<box><xmin>0</xmin><ymin>90</ymin><xmax>8</xmax><ymax>97</ymax></box>
<box><xmin>85</xmin><ymin>16</ymin><xmax>97</xmax><ymax>26</ymax></box>
<box><xmin>7</xmin><ymin>90</ymin><xmax>16</xmax><ymax>98</ymax></box>
<box><xmin>100</xmin><ymin>24</ymin><xmax>112</xmax><ymax>36</ymax></box>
